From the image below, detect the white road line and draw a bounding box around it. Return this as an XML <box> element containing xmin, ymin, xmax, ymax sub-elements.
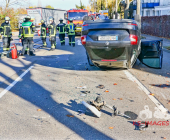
<box><xmin>0</xmin><ymin>66</ymin><xmax>34</xmax><ymax>98</ymax></box>
<box><xmin>124</xmin><ymin>70</ymin><xmax>168</xmax><ymax>113</ymax></box>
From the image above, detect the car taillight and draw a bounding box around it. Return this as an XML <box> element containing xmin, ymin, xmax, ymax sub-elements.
<box><xmin>128</xmin><ymin>23</ymin><xmax>137</xmax><ymax>26</ymax></box>
<box><xmin>83</xmin><ymin>24</ymin><xmax>88</xmax><ymax>26</ymax></box>
<box><xmin>81</xmin><ymin>35</ymin><xmax>87</xmax><ymax>45</ymax></box>
<box><xmin>130</xmin><ymin>35</ymin><xmax>138</xmax><ymax>45</ymax></box>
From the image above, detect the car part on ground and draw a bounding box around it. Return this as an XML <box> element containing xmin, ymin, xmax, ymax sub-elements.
<box><xmin>82</xmin><ymin>96</ymin><xmax>131</xmax><ymax>119</ymax></box>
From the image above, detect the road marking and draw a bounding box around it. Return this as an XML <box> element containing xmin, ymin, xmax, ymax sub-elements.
<box><xmin>77</xmin><ymin>40</ymin><xmax>82</xmax><ymax>45</ymax></box>
<box><xmin>0</xmin><ymin>66</ymin><xmax>34</xmax><ymax>98</ymax></box>
<box><xmin>124</xmin><ymin>70</ymin><xmax>168</xmax><ymax>113</ymax></box>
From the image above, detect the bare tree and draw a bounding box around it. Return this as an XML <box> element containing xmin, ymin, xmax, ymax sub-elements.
<box><xmin>1</xmin><ymin>0</ymin><xmax>29</xmax><ymax>10</ymax></box>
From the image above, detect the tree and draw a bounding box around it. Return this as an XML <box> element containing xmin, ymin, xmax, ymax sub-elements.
<box><xmin>75</xmin><ymin>0</ymin><xmax>85</xmax><ymax>9</ymax></box>
<box><xmin>0</xmin><ymin>0</ymin><xmax>29</xmax><ymax>11</ymax></box>
<box><xmin>45</xmin><ymin>5</ymin><xmax>54</xmax><ymax>9</ymax></box>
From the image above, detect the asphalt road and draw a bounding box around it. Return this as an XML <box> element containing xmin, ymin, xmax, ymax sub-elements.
<box><xmin>0</xmin><ymin>34</ymin><xmax>170</xmax><ymax>140</ymax></box>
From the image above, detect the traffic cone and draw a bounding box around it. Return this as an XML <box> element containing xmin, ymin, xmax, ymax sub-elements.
<box><xmin>19</xmin><ymin>39</ymin><xmax>22</xmax><ymax>43</ymax></box>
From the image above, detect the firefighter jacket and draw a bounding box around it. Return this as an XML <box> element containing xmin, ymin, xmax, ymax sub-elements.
<box><xmin>57</xmin><ymin>23</ymin><xmax>66</xmax><ymax>34</ymax></box>
<box><xmin>0</xmin><ymin>22</ymin><xmax>12</xmax><ymax>37</ymax></box>
<box><xmin>41</xmin><ymin>23</ymin><xmax>47</xmax><ymax>37</ymax></box>
<box><xmin>19</xmin><ymin>21</ymin><xmax>36</xmax><ymax>38</ymax></box>
<box><xmin>48</xmin><ymin>22</ymin><xmax>56</xmax><ymax>37</ymax></box>
<box><xmin>66</xmin><ymin>23</ymin><xmax>76</xmax><ymax>35</ymax></box>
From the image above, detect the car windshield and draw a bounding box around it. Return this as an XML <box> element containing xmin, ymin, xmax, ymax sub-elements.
<box><xmin>68</xmin><ymin>12</ymin><xmax>88</xmax><ymax>20</ymax></box>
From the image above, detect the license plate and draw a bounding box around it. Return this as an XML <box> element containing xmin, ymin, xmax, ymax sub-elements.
<box><xmin>98</xmin><ymin>36</ymin><xmax>118</xmax><ymax>41</ymax></box>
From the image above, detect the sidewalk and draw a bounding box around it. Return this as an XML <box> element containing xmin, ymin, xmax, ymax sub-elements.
<box><xmin>142</xmin><ymin>34</ymin><xmax>170</xmax><ymax>52</ymax></box>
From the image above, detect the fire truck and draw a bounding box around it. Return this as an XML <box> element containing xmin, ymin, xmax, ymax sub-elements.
<box><xmin>64</xmin><ymin>9</ymin><xmax>88</xmax><ymax>35</ymax></box>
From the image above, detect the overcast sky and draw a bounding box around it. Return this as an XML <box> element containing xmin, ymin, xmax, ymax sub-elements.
<box><xmin>28</xmin><ymin>0</ymin><xmax>89</xmax><ymax>10</ymax></box>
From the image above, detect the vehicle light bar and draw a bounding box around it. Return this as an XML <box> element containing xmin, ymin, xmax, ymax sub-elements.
<box><xmin>101</xmin><ymin>60</ymin><xmax>117</xmax><ymax>62</ymax></box>
<box><xmin>130</xmin><ymin>35</ymin><xmax>138</xmax><ymax>45</ymax></box>
<box><xmin>81</xmin><ymin>35</ymin><xmax>87</xmax><ymax>45</ymax></box>
<box><xmin>83</xmin><ymin>24</ymin><xmax>88</xmax><ymax>26</ymax></box>
<box><xmin>128</xmin><ymin>23</ymin><xmax>137</xmax><ymax>26</ymax></box>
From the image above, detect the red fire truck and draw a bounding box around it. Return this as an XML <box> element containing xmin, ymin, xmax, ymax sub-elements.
<box><xmin>64</xmin><ymin>9</ymin><xmax>88</xmax><ymax>35</ymax></box>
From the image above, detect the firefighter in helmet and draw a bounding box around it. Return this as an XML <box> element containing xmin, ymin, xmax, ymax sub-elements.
<box><xmin>19</xmin><ymin>15</ymin><xmax>36</xmax><ymax>56</ymax></box>
<box><xmin>48</xmin><ymin>17</ymin><xmax>56</xmax><ymax>51</ymax></box>
<box><xmin>57</xmin><ymin>18</ymin><xmax>66</xmax><ymax>46</ymax></box>
<box><xmin>0</xmin><ymin>16</ymin><xmax>12</xmax><ymax>52</ymax></box>
<box><xmin>40</xmin><ymin>19</ymin><xmax>47</xmax><ymax>47</ymax></box>
<box><xmin>66</xmin><ymin>19</ymin><xmax>76</xmax><ymax>47</ymax></box>
<box><xmin>19</xmin><ymin>18</ymin><xmax>29</xmax><ymax>54</ymax></box>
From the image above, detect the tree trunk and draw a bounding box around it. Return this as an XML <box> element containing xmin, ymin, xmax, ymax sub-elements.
<box><xmin>124</xmin><ymin>0</ymin><xmax>129</xmax><ymax>19</ymax></box>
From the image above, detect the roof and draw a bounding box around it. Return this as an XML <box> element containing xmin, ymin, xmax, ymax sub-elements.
<box><xmin>84</xmin><ymin>19</ymin><xmax>136</xmax><ymax>24</ymax></box>
<box><xmin>26</xmin><ymin>7</ymin><xmax>66</xmax><ymax>11</ymax></box>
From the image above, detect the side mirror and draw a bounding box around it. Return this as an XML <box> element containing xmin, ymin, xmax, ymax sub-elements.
<box><xmin>64</xmin><ymin>13</ymin><xmax>67</xmax><ymax>20</ymax></box>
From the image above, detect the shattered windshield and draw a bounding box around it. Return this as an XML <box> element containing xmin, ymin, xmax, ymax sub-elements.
<box><xmin>68</xmin><ymin>12</ymin><xmax>88</xmax><ymax>20</ymax></box>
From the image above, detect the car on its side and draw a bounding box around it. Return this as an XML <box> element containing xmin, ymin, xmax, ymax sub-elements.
<box><xmin>81</xmin><ymin>19</ymin><xmax>163</xmax><ymax>69</ymax></box>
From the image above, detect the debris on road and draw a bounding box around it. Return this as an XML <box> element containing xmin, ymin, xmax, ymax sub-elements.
<box><xmin>161</xmin><ymin>137</ymin><xmax>167</xmax><ymax>139</ymax></box>
<box><xmin>37</xmin><ymin>109</ymin><xmax>42</xmax><ymax>111</ymax></box>
<box><xmin>80</xmin><ymin>94</ymin><xmax>87</xmax><ymax>97</ymax></box>
<box><xmin>76</xmin><ymin>86</ymin><xmax>87</xmax><ymax>89</ymax></box>
<box><xmin>96</xmin><ymin>85</ymin><xmax>105</xmax><ymax>89</ymax></box>
<box><xmin>139</xmin><ymin>122</ymin><xmax>148</xmax><ymax>131</ymax></box>
<box><xmin>66</xmin><ymin>114</ymin><xmax>74</xmax><ymax>117</ymax></box>
<box><xmin>109</xmin><ymin>127</ymin><xmax>114</xmax><ymax>129</ymax></box>
<box><xmin>105</xmin><ymin>90</ymin><xmax>109</xmax><ymax>92</ymax></box>
<box><xmin>113</xmin><ymin>83</ymin><xmax>117</xmax><ymax>85</ymax></box>
<box><xmin>150</xmin><ymin>93</ymin><xmax>155</xmax><ymax>96</ymax></box>
<box><xmin>119</xmin><ymin>98</ymin><xmax>123</xmax><ymax>100</ymax></box>
<box><xmin>113</xmin><ymin>98</ymin><xmax>116</xmax><ymax>100</ymax></box>
<box><xmin>81</xmin><ymin>91</ymin><xmax>90</xmax><ymax>94</ymax></box>
<box><xmin>82</xmin><ymin>96</ymin><xmax>131</xmax><ymax>119</ymax></box>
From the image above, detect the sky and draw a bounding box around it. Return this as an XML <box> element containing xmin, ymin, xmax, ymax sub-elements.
<box><xmin>28</xmin><ymin>0</ymin><xmax>90</xmax><ymax>10</ymax></box>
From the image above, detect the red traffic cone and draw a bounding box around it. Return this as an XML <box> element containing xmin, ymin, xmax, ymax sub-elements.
<box><xmin>11</xmin><ymin>44</ymin><xmax>18</xmax><ymax>59</ymax></box>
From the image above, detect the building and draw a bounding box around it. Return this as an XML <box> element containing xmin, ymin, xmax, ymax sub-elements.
<box><xmin>133</xmin><ymin>0</ymin><xmax>170</xmax><ymax>17</ymax></box>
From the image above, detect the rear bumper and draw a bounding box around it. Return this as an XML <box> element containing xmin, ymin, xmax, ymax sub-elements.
<box><xmin>92</xmin><ymin>60</ymin><xmax>128</xmax><ymax>68</ymax></box>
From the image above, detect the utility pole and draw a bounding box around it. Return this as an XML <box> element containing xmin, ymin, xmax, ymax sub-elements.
<box><xmin>124</xmin><ymin>0</ymin><xmax>129</xmax><ymax>19</ymax></box>
<box><xmin>135</xmin><ymin>0</ymin><xmax>141</xmax><ymax>24</ymax></box>
<box><xmin>115</xmin><ymin>0</ymin><xmax>118</xmax><ymax>19</ymax></box>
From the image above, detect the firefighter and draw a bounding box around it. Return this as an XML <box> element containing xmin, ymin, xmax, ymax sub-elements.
<box><xmin>66</xmin><ymin>19</ymin><xmax>76</xmax><ymax>47</ymax></box>
<box><xmin>19</xmin><ymin>15</ymin><xmax>36</xmax><ymax>56</ymax></box>
<box><xmin>0</xmin><ymin>16</ymin><xmax>12</xmax><ymax>52</ymax></box>
<box><xmin>57</xmin><ymin>18</ymin><xmax>66</xmax><ymax>46</ymax></box>
<box><xmin>40</xmin><ymin>19</ymin><xmax>47</xmax><ymax>47</ymax></box>
<box><xmin>19</xmin><ymin>18</ymin><xmax>29</xmax><ymax>55</ymax></box>
<box><xmin>48</xmin><ymin>17</ymin><xmax>56</xmax><ymax>51</ymax></box>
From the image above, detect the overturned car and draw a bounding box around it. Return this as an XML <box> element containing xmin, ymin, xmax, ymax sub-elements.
<box><xmin>81</xmin><ymin>19</ymin><xmax>163</xmax><ymax>69</ymax></box>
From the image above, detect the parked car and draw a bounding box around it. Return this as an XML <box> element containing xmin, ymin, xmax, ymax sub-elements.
<box><xmin>81</xmin><ymin>19</ymin><xmax>163</xmax><ymax>69</ymax></box>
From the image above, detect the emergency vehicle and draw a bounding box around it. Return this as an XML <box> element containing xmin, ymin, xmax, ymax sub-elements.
<box><xmin>64</xmin><ymin>9</ymin><xmax>88</xmax><ymax>35</ymax></box>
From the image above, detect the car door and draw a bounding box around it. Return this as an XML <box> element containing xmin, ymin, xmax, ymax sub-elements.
<box><xmin>138</xmin><ymin>40</ymin><xmax>163</xmax><ymax>69</ymax></box>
